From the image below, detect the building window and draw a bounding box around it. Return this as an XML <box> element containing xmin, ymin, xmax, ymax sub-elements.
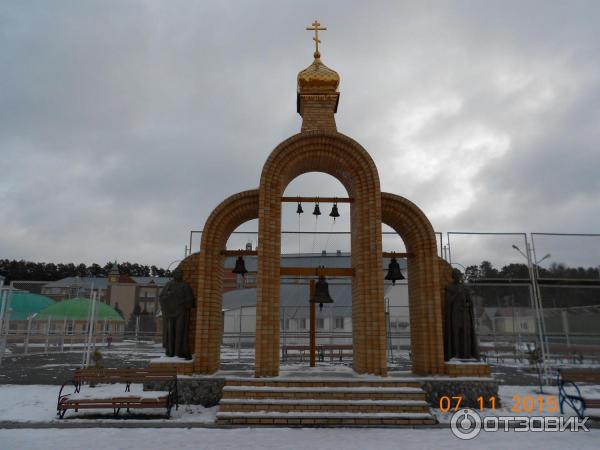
<box><xmin>284</xmin><ymin>319</ymin><xmax>291</xmax><ymax>330</ymax></box>
<box><xmin>335</xmin><ymin>317</ymin><xmax>345</xmax><ymax>330</ymax></box>
<box><xmin>298</xmin><ymin>318</ymin><xmax>307</xmax><ymax>330</ymax></box>
<box><xmin>317</xmin><ymin>318</ymin><xmax>325</xmax><ymax>329</ymax></box>
<box><xmin>66</xmin><ymin>322</ymin><xmax>74</xmax><ymax>335</ymax></box>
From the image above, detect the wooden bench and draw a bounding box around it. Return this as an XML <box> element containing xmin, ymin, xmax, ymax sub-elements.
<box><xmin>281</xmin><ymin>345</ymin><xmax>354</xmax><ymax>362</ymax></box>
<box><xmin>557</xmin><ymin>368</ymin><xmax>600</xmax><ymax>418</ymax></box>
<box><xmin>548</xmin><ymin>345</ymin><xmax>600</xmax><ymax>364</ymax></box>
<box><xmin>57</xmin><ymin>368</ymin><xmax>178</xmax><ymax>419</ymax></box>
<box><xmin>480</xmin><ymin>344</ymin><xmax>524</xmax><ymax>363</ymax></box>
<box><xmin>281</xmin><ymin>345</ymin><xmax>311</xmax><ymax>362</ymax></box>
<box><xmin>318</xmin><ymin>344</ymin><xmax>353</xmax><ymax>362</ymax></box>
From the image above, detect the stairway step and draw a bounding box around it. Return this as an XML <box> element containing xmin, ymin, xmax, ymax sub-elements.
<box><xmin>220</xmin><ymin>398</ymin><xmax>428</xmax><ymax>406</ymax></box>
<box><xmin>222</xmin><ymin>386</ymin><xmax>425</xmax><ymax>400</ymax></box>
<box><xmin>216</xmin><ymin>411</ymin><xmax>436</xmax><ymax>426</ymax></box>
<box><xmin>219</xmin><ymin>400</ymin><xmax>430</xmax><ymax>413</ymax></box>
<box><xmin>225</xmin><ymin>378</ymin><xmax>421</xmax><ymax>388</ymax></box>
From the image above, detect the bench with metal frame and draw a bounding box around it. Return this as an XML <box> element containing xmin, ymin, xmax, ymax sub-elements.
<box><xmin>557</xmin><ymin>368</ymin><xmax>600</xmax><ymax>419</ymax></box>
<box><xmin>57</xmin><ymin>367</ymin><xmax>178</xmax><ymax>419</ymax></box>
<box><xmin>317</xmin><ymin>344</ymin><xmax>353</xmax><ymax>362</ymax></box>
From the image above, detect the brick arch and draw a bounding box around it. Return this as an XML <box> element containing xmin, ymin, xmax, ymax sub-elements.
<box><xmin>194</xmin><ymin>189</ymin><xmax>259</xmax><ymax>373</ymax></box>
<box><xmin>381</xmin><ymin>192</ymin><xmax>444</xmax><ymax>374</ymax></box>
<box><xmin>256</xmin><ymin>131</ymin><xmax>386</xmax><ymax>377</ymax></box>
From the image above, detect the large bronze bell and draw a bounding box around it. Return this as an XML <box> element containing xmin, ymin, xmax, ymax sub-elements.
<box><xmin>296</xmin><ymin>202</ymin><xmax>304</xmax><ymax>214</ymax></box>
<box><xmin>311</xmin><ymin>275</ymin><xmax>334</xmax><ymax>310</ymax></box>
<box><xmin>232</xmin><ymin>256</ymin><xmax>248</xmax><ymax>277</ymax></box>
<box><xmin>385</xmin><ymin>257</ymin><xmax>405</xmax><ymax>285</ymax></box>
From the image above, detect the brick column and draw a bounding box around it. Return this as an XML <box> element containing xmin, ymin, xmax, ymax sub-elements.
<box><xmin>257</xmin><ymin>132</ymin><xmax>386</xmax><ymax>377</ymax></box>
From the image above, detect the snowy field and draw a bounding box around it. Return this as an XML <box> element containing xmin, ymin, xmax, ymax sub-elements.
<box><xmin>1</xmin><ymin>382</ymin><xmax>598</xmax><ymax>423</ymax></box>
<box><xmin>0</xmin><ymin>383</ymin><xmax>598</xmax><ymax>449</ymax></box>
<box><xmin>0</xmin><ymin>427</ymin><xmax>598</xmax><ymax>450</ymax></box>
<box><xmin>0</xmin><ymin>384</ymin><xmax>217</xmax><ymax>423</ymax></box>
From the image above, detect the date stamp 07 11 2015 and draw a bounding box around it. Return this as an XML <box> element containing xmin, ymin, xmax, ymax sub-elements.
<box><xmin>439</xmin><ymin>394</ymin><xmax>559</xmax><ymax>413</ymax></box>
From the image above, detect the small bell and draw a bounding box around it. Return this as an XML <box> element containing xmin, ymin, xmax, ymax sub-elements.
<box><xmin>232</xmin><ymin>256</ymin><xmax>248</xmax><ymax>277</ymax></box>
<box><xmin>296</xmin><ymin>202</ymin><xmax>304</xmax><ymax>214</ymax></box>
<box><xmin>312</xmin><ymin>202</ymin><xmax>321</xmax><ymax>216</ymax></box>
<box><xmin>310</xmin><ymin>274</ymin><xmax>334</xmax><ymax>311</ymax></box>
<box><xmin>385</xmin><ymin>257</ymin><xmax>405</xmax><ymax>285</ymax></box>
<box><xmin>329</xmin><ymin>203</ymin><xmax>340</xmax><ymax>221</ymax></box>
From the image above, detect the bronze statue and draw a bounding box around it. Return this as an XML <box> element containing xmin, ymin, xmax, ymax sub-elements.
<box><xmin>444</xmin><ymin>269</ymin><xmax>480</xmax><ymax>361</ymax></box>
<box><xmin>159</xmin><ymin>267</ymin><xmax>195</xmax><ymax>359</ymax></box>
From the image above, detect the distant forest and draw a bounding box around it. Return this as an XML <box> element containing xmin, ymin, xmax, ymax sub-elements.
<box><xmin>0</xmin><ymin>260</ymin><xmax>171</xmax><ymax>284</ymax></box>
<box><xmin>464</xmin><ymin>260</ymin><xmax>600</xmax><ymax>281</ymax></box>
<box><xmin>464</xmin><ymin>260</ymin><xmax>600</xmax><ymax>309</ymax></box>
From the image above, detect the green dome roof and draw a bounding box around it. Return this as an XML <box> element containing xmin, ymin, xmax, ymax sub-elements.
<box><xmin>35</xmin><ymin>298</ymin><xmax>124</xmax><ymax>321</ymax></box>
<box><xmin>4</xmin><ymin>292</ymin><xmax>55</xmax><ymax>321</ymax></box>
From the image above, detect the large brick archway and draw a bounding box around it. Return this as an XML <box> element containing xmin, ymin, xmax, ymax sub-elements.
<box><xmin>381</xmin><ymin>192</ymin><xmax>445</xmax><ymax>375</ymax></box>
<box><xmin>189</xmin><ymin>44</ymin><xmax>456</xmax><ymax>378</ymax></box>
<box><xmin>194</xmin><ymin>190</ymin><xmax>259</xmax><ymax>373</ymax></box>
<box><xmin>255</xmin><ymin>131</ymin><xmax>386</xmax><ymax>377</ymax></box>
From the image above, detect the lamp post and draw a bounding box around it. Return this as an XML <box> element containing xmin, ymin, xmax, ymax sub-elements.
<box><xmin>512</xmin><ymin>243</ymin><xmax>551</xmax><ymax>385</ymax></box>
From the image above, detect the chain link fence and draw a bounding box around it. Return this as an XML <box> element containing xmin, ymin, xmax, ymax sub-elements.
<box><xmin>2</xmin><ymin>231</ymin><xmax>598</xmax><ymax>377</ymax></box>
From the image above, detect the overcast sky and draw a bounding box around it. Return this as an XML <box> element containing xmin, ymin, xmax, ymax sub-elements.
<box><xmin>1</xmin><ymin>1</ymin><xmax>599</xmax><ymax>269</ymax></box>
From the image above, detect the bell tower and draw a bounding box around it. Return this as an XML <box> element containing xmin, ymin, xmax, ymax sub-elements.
<box><xmin>297</xmin><ymin>20</ymin><xmax>340</xmax><ymax>133</ymax></box>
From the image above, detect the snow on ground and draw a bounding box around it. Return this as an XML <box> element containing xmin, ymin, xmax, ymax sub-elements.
<box><xmin>2</xmin><ymin>383</ymin><xmax>599</xmax><ymax>424</ymax></box>
<box><xmin>435</xmin><ymin>384</ymin><xmax>600</xmax><ymax>423</ymax></box>
<box><xmin>0</xmin><ymin>384</ymin><xmax>216</xmax><ymax>423</ymax></box>
<box><xmin>0</xmin><ymin>427</ymin><xmax>598</xmax><ymax>450</ymax></box>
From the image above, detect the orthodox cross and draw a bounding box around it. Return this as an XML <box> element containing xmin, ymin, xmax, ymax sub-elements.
<box><xmin>306</xmin><ymin>20</ymin><xmax>326</xmax><ymax>57</ymax></box>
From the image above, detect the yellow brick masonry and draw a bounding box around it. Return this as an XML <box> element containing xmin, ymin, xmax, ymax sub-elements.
<box><xmin>172</xmin><ymin>68</ymin><xmax>491</xmax><ymax>378</ymax></box>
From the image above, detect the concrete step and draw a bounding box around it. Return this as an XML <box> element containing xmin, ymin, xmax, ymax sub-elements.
<box><xmin>222</xmin><ymin>385</ymin><xmax>426</xmax><ymax>401</ymax></box>
<box><xmin>219</xmin><ymin>398</ymin><xmax>431</xmax><ymax>413</ymax></box>
<box><xmin>224</xmin><ymin>378</ymin><xmax>422</xmax><ymax>388</ymax></box>
<box><xmin>216</xmin><ymin>411</ymin><xmax>437</xmax><ymax>426</ymax></box>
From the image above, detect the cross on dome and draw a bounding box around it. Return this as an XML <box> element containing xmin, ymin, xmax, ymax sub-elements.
<box><xmin>306</xmin><ymin>20</ymin><xmax>327</xmax><ymax>58</ymax></box>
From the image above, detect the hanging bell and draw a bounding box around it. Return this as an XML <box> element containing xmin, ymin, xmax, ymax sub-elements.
<box><xmin>329</xmin><ymin>203</ymin><xmax>340</xmax><ymax>220</ymax></box>
<box><xmin>232</xmin><ymin>256</ymin><xmax>248</xmax><ymax>277</ymax></box>
<box><xmin>385</xmin><ymin>257</ymin><xmax>405</xmax><ymax>285</ymax></box>
<box><xmin>312</xmin><ymin>202</ymin><xmax>321</xmax><ymax>216</ymax></box>
<box><xmin>296</xmin><ymin>202</ymin><xmax>304</xmax><ymax>214</ymax></box>
<box><xmin>310</xmin><ymin>275</ymin><xmax>334</xmax><ymax>311</ymax></box>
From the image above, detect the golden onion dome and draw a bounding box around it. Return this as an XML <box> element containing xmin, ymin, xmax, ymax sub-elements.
<box><xmin>297</xmin><ymin>52</ymin><xmax>340</xmax><ymax>94</ymax></box>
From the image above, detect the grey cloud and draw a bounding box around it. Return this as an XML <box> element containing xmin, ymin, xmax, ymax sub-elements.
<box><xmin>1</xmin><ymin>1</ymin><xmax>599</xmax><ymax>267</ymax></box>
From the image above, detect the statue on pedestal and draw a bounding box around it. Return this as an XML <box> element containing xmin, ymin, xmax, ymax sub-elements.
<box><xmin>444</xmin><ymin>269</ymin><xmax>480</xmax><ymax>361</ymax></box>
<box><xmin>159</xmin><ymin>267</ymin><xmax>195</xmax><ymax>359</ymax></box>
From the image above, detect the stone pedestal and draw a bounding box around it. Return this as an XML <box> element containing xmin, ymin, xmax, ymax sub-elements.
<box><xmin>149</xmin><ymin>356</ymin><xmax>195</xmax><ymax>375</ymax></box>
<box><xmin>145</xmin><ymin>376</ymin><xmax>226</xmax><ymax>407</ymax></box>
<box><xmin>445</xmin><ymin>361</ymin><xmax>491</xmax><ymax>377</ymax></box>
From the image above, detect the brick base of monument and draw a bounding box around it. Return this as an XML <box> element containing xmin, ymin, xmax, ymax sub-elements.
<box><xmin>444</xmin><ymin>361</ymin><xmax>491</xmax><ymax>377</ymax></box>
<box><xmin>149</xmin><ymin>358</ymin><xmax>195</xmax><ymax>375</ymax></box>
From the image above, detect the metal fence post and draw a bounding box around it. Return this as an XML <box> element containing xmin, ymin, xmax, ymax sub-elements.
<box><xmin>0</xmin><ymin>287</ymin><xmax>10</xmax><ymax>367</ymax></box>
<box><xmin>238</xmin><ymin>305</ymin><xmax>243</xmax><ymax>362</ymax></box>
<box><xmin>45</xmin><ymin>315</ymin><xmax>51</xmax><ymax>355</ymax></box>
